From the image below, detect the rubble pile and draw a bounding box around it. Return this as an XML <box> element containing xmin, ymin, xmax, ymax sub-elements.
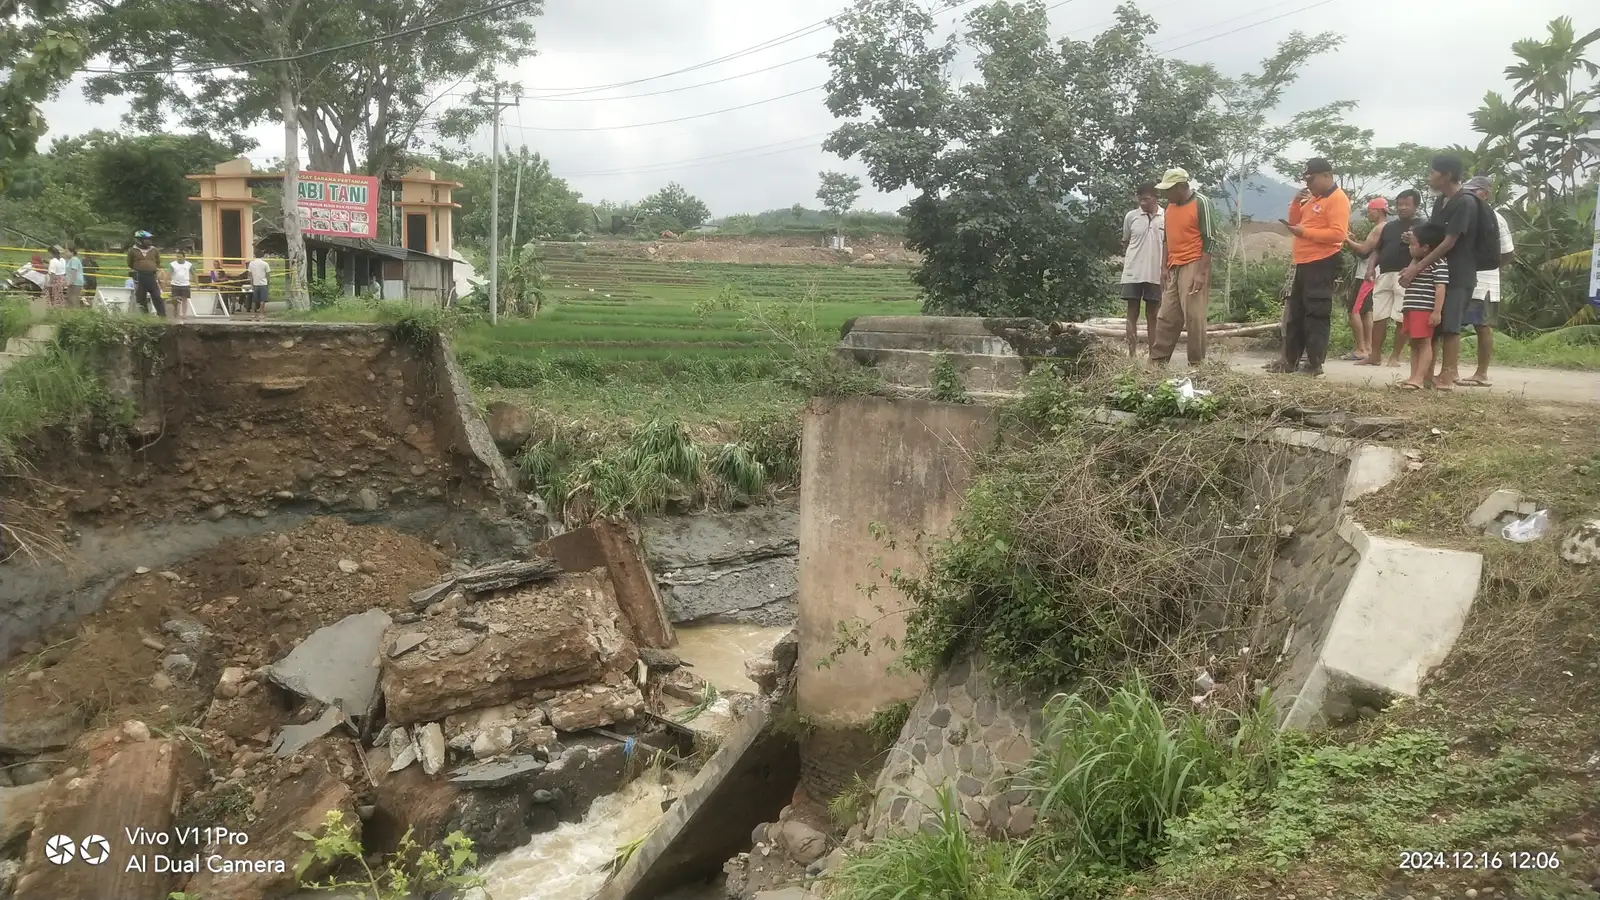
<box><xmin>0</xmin><ymin>518</ymin><xmax>710</xmax><ymax>900</ymax></box>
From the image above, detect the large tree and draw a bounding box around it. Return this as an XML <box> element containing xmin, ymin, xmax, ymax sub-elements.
<box><xmin>82</xmin><ymin>0</ymin><xmax>541</xmax><ymax>178</ymax></box>
<box><xmin>823</xmin><ymin>0</ymin><xmax>1224</xmax><ymax>321</ymax></box>
<box><xmin>1</xmin><ymin>0</ymin><xmax>86</xmax><ymax>193</ymax></box>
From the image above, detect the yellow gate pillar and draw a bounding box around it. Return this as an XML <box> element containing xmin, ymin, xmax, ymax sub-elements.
<box><xmin>187</xmin><ymin>158</ymin><xmax>263</xmax><ymax>271</ymax></box>
<box><xmin>395</xmin><ymin>167</ymin><xmax>462</xmax><ymax>257</ymax></box>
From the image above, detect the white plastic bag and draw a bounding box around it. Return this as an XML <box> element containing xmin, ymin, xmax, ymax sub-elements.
<box><xmin>1501</xmin><ymin>509</ymin><xmax>1551</xmax><ymax>543</ymax></box>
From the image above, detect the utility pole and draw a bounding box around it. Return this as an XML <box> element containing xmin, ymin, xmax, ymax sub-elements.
<box><xmin>509</xmin><ymin>146</ymin><xmax>525</xmax><ymax>256</ymax></box>
<box><xmin>475</xmin><ymin>83</ymin><xmax>518</xmax><ymax>325</ymax></box>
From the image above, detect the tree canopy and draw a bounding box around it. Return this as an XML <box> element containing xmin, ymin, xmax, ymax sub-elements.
<box><xmin>636</xmin><ymin>182</ymin><xmax>711</xmax><ymax>233</ymax></box>
<box><xmin>426</xmin><ymin>148</ymin><xmax>589</xmax><ymax>248</ymax></box>
<box><xmin>81</xmin><ymin>0</ymin><xmax>542</xmax><ymax>178</ymax></box>
<box><xmin>1</xmin><ymin>0</ymin><xmax>87</xmax><ymax>193</ymax></box>
<box><xmin>0</xmin><ymin>130</ymin><xmax>243</xmax><ymax>246</ymax></box>
<box><xmin>824</xmin><ymin>0</ymin><xmax>1227</xmax><ymax>321</ymax></box>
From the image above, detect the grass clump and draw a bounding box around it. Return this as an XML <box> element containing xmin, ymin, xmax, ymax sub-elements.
<box><xmin>829</xmin><ymin>775</ymin><xmax>876</xmax><ymax>830</ymax></box>
<box><xmin>832</xmin><ymin>788</ymin><xmax>1034</xmax><ymax>900</ymax></box>
<box><xmin>866</xmin><ymin>700</ymin><xmax>911</xmax><ymax>749</ymax></box>
<box><xmin>0</xmin><ymin>343</ymin><xmax>116</xmax><ymax>472</ymax></box>
<box><xmin>1028</xmin><ymin>680</ymin><xmax>1284</xmax><ymax>871</ymax></box>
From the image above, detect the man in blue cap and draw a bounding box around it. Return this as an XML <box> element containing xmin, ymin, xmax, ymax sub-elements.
<box><xmin>126</xmin><ymin>230</ymin><xmax>165</xmax><ymax>317</ymax></box>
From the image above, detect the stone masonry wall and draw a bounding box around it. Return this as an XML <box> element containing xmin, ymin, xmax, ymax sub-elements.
<box><xmin>869</xmin><ymin>652</ymin><xmax>1042</xmax><ymax>841</ymax></box>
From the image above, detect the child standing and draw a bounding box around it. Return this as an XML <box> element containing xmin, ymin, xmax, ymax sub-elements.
<box><xmin>1398</xmin><ymin>222</ymin><xmax>1449</xmax><ymax>391</ymax></box>
<box><xmin>169</xmin><ymin>250</ymin><xmax>194</xmax><ymax>320</ymax></box>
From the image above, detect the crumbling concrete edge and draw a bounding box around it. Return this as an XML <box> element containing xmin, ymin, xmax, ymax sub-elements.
<box><xmin>431</xmin><ymin>338</ymin><xmax>520</xmax><ymax>504</ymax></box>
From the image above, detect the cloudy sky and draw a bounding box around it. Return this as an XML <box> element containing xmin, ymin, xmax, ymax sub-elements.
<box><xmin>39</xmin><ymin>0</ymin><xmax>1591</xmax><ymax>217</ymax></box>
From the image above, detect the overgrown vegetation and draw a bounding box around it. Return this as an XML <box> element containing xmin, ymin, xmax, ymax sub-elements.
<box><xmin>827</xmin><ymin>365</ymin><xmax>1600</xmax><ymax>900</ymax></box>
<box><xmin>866</xmin><ymin>700</ymin><xmax>911</xmax><ymax>749</ymax></box>
<box><xmin>929</xmin><ymin>354</ymin><xmax>969</xmax><ymax>404</ymax></box>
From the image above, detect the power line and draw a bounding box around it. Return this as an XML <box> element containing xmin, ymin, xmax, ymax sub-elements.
<box><xmin>522</xmin><ymin>0</ymin><xmax>988</xmax><ymax>99</ymax></box>
<box><xmin>503</xmin><ymin>84</ymin><xmax>824</xmax><ymax>132</ymax></box>
<box><xmin>560</xmin><ymin>132</ymin><xmax>833</xmax><ymax>177</ymax></box>
<box><xmin>1156</xmin><ymin>0</ymin><xmax>1339</xmax><ymax>54</ymax></box>
<box><xmin>523</xmin><ymin>54</ymin><xmax>820</xmax><ymax>103</ymax></box>
<box><xmin>82</xmin><ymin>0</ymin><xmax>540</xmax><ymax>76</ymax></box>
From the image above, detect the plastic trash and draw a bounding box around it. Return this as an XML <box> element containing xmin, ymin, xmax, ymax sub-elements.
<box><xmin>1171</xmin><ymin>377</ymin><xmax>1212</xmax><ymax>409</ymax></box>
<box><xmin>1502</xmin><ymin>509</ymin><xmax>1551</xmax><ymax>543</ymax></box>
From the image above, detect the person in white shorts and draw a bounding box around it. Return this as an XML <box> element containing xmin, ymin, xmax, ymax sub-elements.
<box><xmin>1460</xmin><ymin>175</ymin><xmax>1515</xmax><ymax>387</ymax></box>
<box><xmin>1365</xmin><ymin>189</ymin><xmax>1421</xmax><ymax>367</ymax></box>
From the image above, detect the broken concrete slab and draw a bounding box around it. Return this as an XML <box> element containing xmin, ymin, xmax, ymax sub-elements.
<box><xmin>449</xmin><ymin>754</ymin><xmax>547</xmax><ymax>788</ymax></box>
<box><xmin>456</xmin><ymin>557</ymin><xmax>562</xmax><ymax>594</ymax></box>
<box><xmin>418</xmin><ymin>723</ymin><xmax>447</xmax><ymax>775</ymax></box>
<box><xmin>409</xmin><ymin>579</ymin><xmax>456</xmax><ymax>611</ymax></box>
<box><xmin>266</xmin><ymin>608</ymin><xmax>391</xmax><ymax>714</ymax></box>
<box><xmin>271</xmin><ymin>704</ymin><xmax>348</xmax><ymax>757</ymax></box>
<box><xmin>542</xmin><ymin>520</ymin><xmax>676</xmax><ymax>648</ymax></box>
<box><xmin>1468</xmin><ymin>489</ymin><xmax>1524</xmax><ymax>530</ymax></box>
<box><xmin>381</xmin><ymin>571</ymin><xmax>639</xmax><ymax>725</ymax></box>
<box><xmin>389</xmin><ymin>631</ymin><xmax>427</xmax><ymax>657</ymax></box>
<box><xmin>181</xmin><ymin>767</ymin><xmax>356</xmax><ymax>900</ymax></box>
<box><xmin>593</xmin><ymin>704</ymin><xmax>800</xmax><ymax>900</ymax></box>
<box><xmin>12</xmin><ymin>737</ymin><xmax>190</xmax><ymax>900</ymax></box>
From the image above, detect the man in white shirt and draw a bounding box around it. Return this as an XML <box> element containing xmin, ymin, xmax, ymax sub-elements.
<box><xmin>1119</xmin><ymin>182</ymin><xmax>1165</xmax><ymax>356</ymax></box>
<box><xmin>247</xmin><ymin>254</ymin><xmax>271</xmax><ymax>315</ymax></box>
<box><xmin>169</xmin><ymin>249</ymin><xmax>194</xmax><ymax>320</ymax></box>
<box><xmin>1460</xmin><ymin>175</ymin><xmax>1515</xmax><ymax>387</ymax></box>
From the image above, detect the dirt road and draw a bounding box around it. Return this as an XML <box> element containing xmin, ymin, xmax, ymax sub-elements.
<box><xmin>1226</xmin><ymin>352</ymin><xmax>1598</xmax><ymax>406</ymax></box>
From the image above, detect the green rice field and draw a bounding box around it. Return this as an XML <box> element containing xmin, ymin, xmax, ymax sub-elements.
<box><xmin>455</xmin><ymin>250</ymin><xmax>921</xmax><ymax>368</ymax></box>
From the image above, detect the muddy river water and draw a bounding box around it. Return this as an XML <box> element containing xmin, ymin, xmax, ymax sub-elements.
<box><xmin>471</xmin><ymin>623</ymin><xmax>789</xmax><ymax>899</ymax></box>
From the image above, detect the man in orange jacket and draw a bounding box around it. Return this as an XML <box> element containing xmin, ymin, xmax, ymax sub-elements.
<box><xmin>1271</xmin><ymin>157</ymin><xmax>1350</xmax><ymax>376</ymax></box>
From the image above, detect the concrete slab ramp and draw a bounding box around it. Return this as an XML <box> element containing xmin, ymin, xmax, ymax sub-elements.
<box><xmin>592</xmin><ymin>704</ymin><xmax>799</xmax><ymax>900</ymax></box>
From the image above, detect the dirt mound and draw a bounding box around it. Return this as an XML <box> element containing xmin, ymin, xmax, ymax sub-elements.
<box><xmin>1</xmin><ymin>517</ymin><xmax>445</xmax><ymax>738</ymax></box>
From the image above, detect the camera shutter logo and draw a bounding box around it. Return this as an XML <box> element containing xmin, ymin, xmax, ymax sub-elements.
<box><xmin>79</xmin><ymin>834</ymin><xmax>112</xmax><ymax>865</ymax></box>
<box><xmin>44</xmin><ymin>835</ymin><xmax>77</xmax><ymax>865</ymax></box>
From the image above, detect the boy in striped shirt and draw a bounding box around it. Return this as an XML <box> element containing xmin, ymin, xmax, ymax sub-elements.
<box><xmin>1398</xmin><ymin>222</ymin><xmax>1449</xmax><ymax>391</ymax></box>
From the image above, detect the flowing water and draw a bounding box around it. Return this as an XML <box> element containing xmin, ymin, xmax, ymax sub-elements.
<box><xmin>472</xmin><ymin>772</ymin><xmax>688</xmax><ymax>900</ymax></box>
<box><xmin>670</xmin><ymin>623</ymin><xmax>792</xmax><ymax>692</ymax></box>
<box><xmin>470</xmin><ymin>623</ymin><xmax>788</xmax><ymax>900</ymax></box>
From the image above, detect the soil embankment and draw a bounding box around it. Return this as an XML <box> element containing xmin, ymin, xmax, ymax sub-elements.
<box><xmin>1</xmin><ymin>322</ymin><xmax>521</xmax><ymax>656</ymax></box>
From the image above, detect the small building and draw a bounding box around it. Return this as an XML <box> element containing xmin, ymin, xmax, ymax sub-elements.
<box><xmin>256</xmin><ymin>233</ymin><xmax>455</xmax><ymax>305</ymax></box>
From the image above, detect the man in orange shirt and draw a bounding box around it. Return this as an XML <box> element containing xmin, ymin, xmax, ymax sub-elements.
<box><xmin>1271</xmin><ymin>157</ymin><xmax>1350</xmax><ymax>377</ymax></box>
<box><xmin>1148</xmin><ymin>167</ymin><xmax>1219</xmax><ymax>367</ymax></box>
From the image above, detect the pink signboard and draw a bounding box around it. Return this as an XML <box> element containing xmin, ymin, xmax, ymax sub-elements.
<box><xmin>294</xmin><ymin>171</ymin><xmax>379</xmax><ymax>239</ymax></box>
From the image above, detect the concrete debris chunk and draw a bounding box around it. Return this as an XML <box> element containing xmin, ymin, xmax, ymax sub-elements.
<box><xmin>544</xmin><ymin>673</ymin><xmax>644</xmax><ymax>732</ymax></box>
<box><xmin>448</xmin><ymin>754</ymin><xmax>547</xmax><ymax>788</ymax></box>
<box><xmin>456</xmin><ymin>557</ymin><xmax>563</xmax><ymax>594</ymax></box>
<box><xmin>409</xmin><ymin>579</ymin><xmax>457</xmax><ymax>611</ymax></box>
<box><xmin>389</xmin><ymin>632</ymin><xmax>427</xmax><ymax>658</ymax></box>
<box><xmin>270</xmin><ymin>704</ymin><xmax>347</xmax><ymax>757</ymax></box>
<box><xmin>388</xmin><ymin>727</ymin><xmax>419</xmax><ymax>773</ymax></box>
<box><xmin>266</xmin><ymin>608</ymin><xmax>391</xmax><ymax>715</ymax></box>
<box><xmin>418</xmin><ymin>723</ymin><xmax>447</xmax><ymax>776</ymax></box>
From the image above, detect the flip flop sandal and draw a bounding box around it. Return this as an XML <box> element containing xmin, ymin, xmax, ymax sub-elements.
<box><xmin>1393</xmin><ymin>382</ymin><xmax>1422</xmax><ymax>391</ymax></box>
<box><xmin>1457</xmin><ymin>379</ymin><xmax>1493</xmax><ymax>387</ymax></box>
<box><xmin>1341</xmin><ymin>353</ymin><xmax>1364</xmax><ymax>361</ymax></box>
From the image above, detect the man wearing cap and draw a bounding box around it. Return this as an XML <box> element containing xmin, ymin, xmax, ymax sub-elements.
<box><xmin>1148</xmin><ymin>167</ymin><xmax>1219</xmax><ymax>367</ymax></box>
<box><xmin>126</xmin><ymin>230</ymin><xmax>166</xmax><ymax>317</ymax></box>
<box><xmin>1342</xmin><ymin>196</ymin><xmax>1391</xmax><ymax>364</ymax></box>
<box><xmin>1459</xmin><ymin>175</ymin><xmax>1514</xmax><ymax>387</ymax></box>
<box><xmin>1272</xmin><ymin>157</ymin><xmax>1351</xmax><ymax>376</ymax></box>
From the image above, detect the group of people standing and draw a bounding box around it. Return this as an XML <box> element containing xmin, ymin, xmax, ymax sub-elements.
<box><xmin>1118</xmin><ymin>154</ymin><xmax>1515</xmax><ymax>391</ymax></box>
<box><xmin>36</xmin><ymin>231</ymin><xmax>276</xmax><ymax>319</ymax></box>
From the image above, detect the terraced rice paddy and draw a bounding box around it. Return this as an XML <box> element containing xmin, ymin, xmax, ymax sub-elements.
<box><xmin>456</xmin><ymin>247</ymin><xmax>920</xmax><ymax>367</ymax></box>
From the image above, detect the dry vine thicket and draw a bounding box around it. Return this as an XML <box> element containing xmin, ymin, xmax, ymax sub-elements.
<box><xmin>875</xmin><ymin>410</ymin><xmax>1349</xmax><ymax>700</ymax></box>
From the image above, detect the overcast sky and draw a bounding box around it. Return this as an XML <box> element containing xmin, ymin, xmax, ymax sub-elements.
<box><xmin>39</xmin><ymin>0</ymin><xmax>1591</xmax><ymax>217</ymax></box>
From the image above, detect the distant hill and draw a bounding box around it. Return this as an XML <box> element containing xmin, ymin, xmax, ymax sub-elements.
<box><xmin>1215</xmin><ymin>176</ymin><xmax>1301</xmax><ymax>222</ymax></box>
